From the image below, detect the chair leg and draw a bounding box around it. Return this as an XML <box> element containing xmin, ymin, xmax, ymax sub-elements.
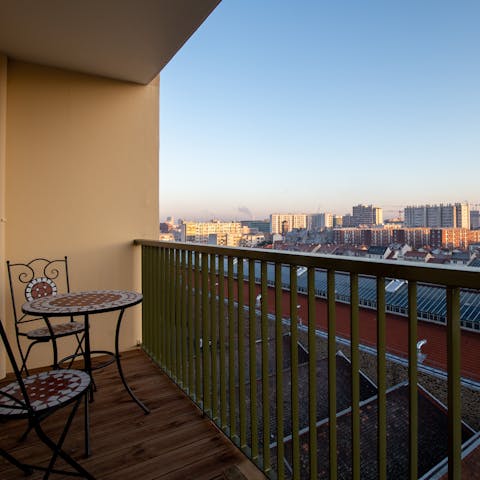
<box><xmin>20</xmin><ymin>341</ymin><xmax>38</xmax><ymax>376</ymax></box>
<box><xmin>0</xmin><ymin>447</ymin><xmax>33</xmax><ymax>475</ymax></box>
<box><xmin>76</xmin><ymin>332</ymin><xmax>86</xmax><ymax>357</ymax></box>
<box><xmin>64</xmin><ymin>333</ymin><xmax>86</xmax><ymax>369</ymax></box>
<box><xmin>84</xmin><ymin>392</ymin><xmax>90</xmax><ymax>457</ymax></box>
<box><xmin>51</xmin><ymin>337</ymin><xmax>59</xmax><ymax>369</ymax></box>
<box><xmin>33</xmin><ymin>396</ymin><xmax>95</xmax><ymax>480</ymax></box>
<box><xmin>18</xmin><ymin>421</ymin><xmax>34</xmax><ymax>443</ymax></box>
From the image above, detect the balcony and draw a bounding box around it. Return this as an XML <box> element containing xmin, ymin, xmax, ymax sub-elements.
<box><xmin>1</xmin><ymin>240</ymin><xmax>479</xmax><ymax>479</ymax></box>
<box><xmin>1</xmin><ymin>3</ymin><xmax>479</xmax><ymax>478</ymax></box>
<box><xmin>135</xmin><ymin>239</ymin><xmax>480</xmax><ymax>479</ymax></box>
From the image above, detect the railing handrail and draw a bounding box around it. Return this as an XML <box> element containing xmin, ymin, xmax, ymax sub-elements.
<box><xmin>134</xmin><ymin>239</ymin><xmax>480</xmax><ymax>290</ymax></box>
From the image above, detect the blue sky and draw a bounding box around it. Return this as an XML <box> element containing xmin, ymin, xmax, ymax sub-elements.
<box><xmin>160</xmin><ymin>1</ymin><xmax>480</xmax><ymax>221</ymax></box>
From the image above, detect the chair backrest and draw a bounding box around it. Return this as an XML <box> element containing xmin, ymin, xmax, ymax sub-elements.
<box><xmin>6</xmin><ymin>257</ymin><xmax>70</xmax><ymax>326</ymax></box>
<box><xmin>0</xmin><ymin>319</ymin><xmax>31</xmax><ymax>413</ymax></box>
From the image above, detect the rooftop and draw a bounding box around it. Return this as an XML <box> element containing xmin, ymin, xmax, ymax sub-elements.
<box><xmin>290</xmin><ymin>383</ymin><xmax>476</xmax><ymax>479</ymax></box>
<box><xmin>237</xmin><ymin>262</ymin><xmax>480</xmax><ymax>330</ymax></box>
<box><xmin>245</xmin><ymin>351</ymin><xmax>378</xmax><ymax>443</ymax></box>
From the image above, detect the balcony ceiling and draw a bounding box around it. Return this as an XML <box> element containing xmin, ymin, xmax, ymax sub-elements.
<box><xmin>0</xmin><ymin>0</ymin><xmax>221</xmax><ymax>84</ymax></box>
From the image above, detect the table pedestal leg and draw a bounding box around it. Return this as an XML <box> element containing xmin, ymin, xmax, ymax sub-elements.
<box><xmin>43</xmin><ymin>316</ymin><xmax>59</xmax><ymax>369</ymax></box>
<box><xmin>115</xmin><ymin>309</ymin><xmax>150</xmax><ymax>414</ymax></box>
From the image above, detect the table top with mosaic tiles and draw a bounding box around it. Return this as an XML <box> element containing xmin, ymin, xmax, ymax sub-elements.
<box><xmin>22</xmin><ymin>290</ymin><xmax>143</xmax><ymax>317</ymax></box>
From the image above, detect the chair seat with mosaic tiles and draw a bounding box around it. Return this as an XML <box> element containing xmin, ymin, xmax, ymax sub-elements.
<box><xmin>0</xmin><ymin>369</ymin><xmax>91</xmax><ymax>417</ymax></box>
<box><xmin>26</xmin><ymin>320</ymin><xmax>85</xmax><ymax>340</ymax></box>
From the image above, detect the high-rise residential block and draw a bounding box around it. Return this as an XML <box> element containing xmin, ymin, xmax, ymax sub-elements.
<box><xmin>471</xmin><ymin>210</ymin><xmax>480</xmax><ymax>230</ymax></box>
<box><xmin>181</xmin><ymin>220</ymin><xmax>243</xmax><ymax>246</ymax></box>
<box><xmin>240</xmin><ymin>220</ymin><xmax>271</xmax><ymax>234</ymax></box>
<box><xmin>333</xmin><ymin>215</ymin><xmax>343</xmax><ymax>227</ymax></box>
<box><xmin>391</xmin><ymin>228</ymin><xmax>431</xmax><ymax>249</ymax></box>
<box><xmin>309</xmin><ymin>213</ymin><xmax>333</xmax><ymax>229</ymax></box>
<box><xmin>404</xmin><ymin>203</ymin><xmax>470</xmax><ymax>229</ymax></box>
<box><xmin>351</xmin><ymin>204</ymin><xmax>383</xmax><ymax>226</ymax></box>
<box><xmin>404</xmin><ymin>206</ymin><xmax>426</xmax><ymax>227</ymax></box>
<box><xmin>456</xmin><ymin>203</ymin><xmax>471</xmax><ymax>230</ymax></box>
<box><xmin>342</xmin><ymin>214</ymin><xmax>354</xmax><ymax>227</ymax></box>
<box><xmin>430</xmin><ymin>228</ymin><xmax>471</xmax><ymax>249</ymax></box>
<box><xmin>270</xmin><ymin>213</ymin><xmax>308</xmax><ymax>234</ymax></box>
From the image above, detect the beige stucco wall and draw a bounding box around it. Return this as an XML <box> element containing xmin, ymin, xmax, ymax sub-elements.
<box><xmin>4</xmin><ymin>60</ymin><xmax>159</xmax><ymax>369</ymax></box>
<box><xmin>0</xmin><ymin>54</ymin><xmax>6</xmax><ymax>377</ymax></box>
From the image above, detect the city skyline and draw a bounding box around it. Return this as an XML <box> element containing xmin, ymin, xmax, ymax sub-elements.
<box><xmin>160</xmin><ymin>1</ymin><xmax>480</xmax><ymax>221</ymax></box>
<box><xmin>162</xmin><ymin>200</ymin><xmax>480</xmax><ymax>224</ymax></box>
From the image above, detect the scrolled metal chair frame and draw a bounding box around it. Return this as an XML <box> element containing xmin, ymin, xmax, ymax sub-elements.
<box><xmin>6</xmin><ymin>257</ymin><xmax>85</xmax><ymax>374</ymax></box>
<box><xmin>0</xmin><ymin>318</ymin><xmax>95</xmax><ymax>479</ymax></box>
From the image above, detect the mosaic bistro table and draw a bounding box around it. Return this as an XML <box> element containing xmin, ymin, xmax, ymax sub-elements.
<box><xmin>22</xmin><ymin>290</ymin><xmax>149</xmax><ymax>414</ymax></box>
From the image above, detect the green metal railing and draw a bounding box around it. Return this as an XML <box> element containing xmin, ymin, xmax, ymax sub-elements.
<box><xmin>135</xmin><ymin>239</ymin><xmax>479</xmax><ymax>480</ymax></box>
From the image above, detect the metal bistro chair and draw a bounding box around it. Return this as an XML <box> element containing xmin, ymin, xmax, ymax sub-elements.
<box><xmin>7</xmin><ymin>257</ymin><xmax>85</xmax><ymax>375</ymax></box>
<box><xmin>0</xmin><ymin>319</ymin><xmax>95</xmax><ymax>479</ymax></box>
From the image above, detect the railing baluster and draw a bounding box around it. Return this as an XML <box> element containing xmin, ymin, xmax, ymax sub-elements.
<box><xmin>290</xmin><ymin>266</ymin><xmax>300</xmax><ymax>479</ymax></box>
<box><xmin>408</xmin><ymin>280</ymin><xmax>418</xmax><ymax>479</ymax></box>
<box><xmin>210</xmin><ymin>253</ymin><xmax>218</xmax><ymax>421</ymax></box>
<box><xmin>218</xmin><ymin>255</ymin><xmax>227</xmax><ymax>429</ymax></box>
<box><xmin>261</xmin><ymin>260</ymin><xmax>270</xmax><ymax>472</ymax></box>
<box><xmin>249</xmin><ymin>258</ymin><xmax>259</xmax><ymax>461</ymax></box>
<box><xmin>194</xmin><ymin>251</ymin><xmax>201</xmax><ymax>401</ymax></box>
<box><xmin>165</xmin><ymin>248</ymin><xmax>171</xmax><ymax>375</ymax></box>
<box><xmin>181</xmin><ymin>250</ymin><xmax>187</xmax><ymax>386</ymax></box>
<box><xmin>202</xmin><ymin>252</ymin><xmax>210</xmax><ymax>413</ymax></box>
<box><xmin>169</xmin><ymin>248</ymin><xmax>176</xmax><ymax>378</ymax></box>
<box><xmin>154</xmin><ymin>247</ymin><xmax>161</xmax><ymax>363</ymax></box>
<box><xmin>327</xmin><ymin>268</ymin><xmax>337</xmax><ymax>479</ymax></box>
<box><xmin>308</xmin><ymin>267</ymin><xmax>318</xmax><ymax>479</ymax></box>
<box><xmin>238</xmin><ymin>259</ymin><xmax>247</xmax><ymax>449</ymax></box>
<box><xmin>141</xmin><ymin>247</ymin><xmax>149</xmax><ymax>354</ymax></box>
<box><xmin>275</xmin><ymin>262</ymin><xmax>284</xmax><ymax>479</ymax></box>
<box><xmin>377</xmin><ymin>276</ymin><xmax>387</xmax><ymax>480</ymax></box>
<box><xmin>447</xmin><ymin>286</ymin><xmax>461</xmax><ymax>480</ymax></box>
<box><xmin>350</xmin><ymin>273</ymin><xmax>360</xmax><ymax>480</ymax></box>
<box><xmin>187</xmin><ymin>250</ymin><xmax>194</xmax><ymax>395</ymax></box>
<box><xmin>175</xmin><ymin>249</ymin><xmax>182</xmax><ymax>384</ymax></box>
<box><xmin>228</xmin><ymin>256</ymin><xmax>236</xmax><ymax>439</ymax></box>
<box><xmin>160</xmin><ymin>247</ymin><xmax>167</xmax><ymax>368</ymax></box>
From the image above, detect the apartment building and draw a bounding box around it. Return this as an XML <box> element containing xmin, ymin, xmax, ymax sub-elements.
<box><xmin>351</xmin><ymin>204</ymin><xmax>383</xmax><ymax>226</ymax></box>
<box><xmin>309</xmin><ymin>212</ymin><xmax>333</xmax><ymax>229</ymax></box>
<box><xmin>333</xmin><ymin>215</ymin><xmax>343</xmax><ymax>227</ymax></box>
<box><xmin>342</xmin><ymin>214</ymin><xmax>354</xmax><ymax>227</ymax></box>
<box><xmin>270</xmin><ymin>213</ymin><xmax>308</xmax><ymax>234</ymax></box>
<box><xmin>240</xmin><ymin>220</ymin><xmax>270</xmax><ymax>234</ymax></box>
<box><xmin>455</xmin><ymin>203</ymin><xmax>470</xmax><ymax>229</ymax></box>
<box><xmin>430</xmin><ymin>228</ymin><xmax>480</xmax><ymax>249</ymax></box>
<box><xmin>334</xmin><ymin>228</ymin><xmax>378</xmax><ymax>246</ymax></box>
<box><xmin>240</xmin><ymin>233</ymin><xmax>266</xmax><ymax>247</ymax></box>
<box><xmin>181</xmin><ymin>220</ymin><xmax>243</xmax><ymax>246</ymax></box>
<box><xmin>405</xmin><ymin>203</ymin><xmax>470</xmax><ymax>229</ymax></box>
<box><xmin>404</xmin><ymin>206</ymin><xmax>427</xmax><ymax>227</ymax></box>
<box><xmin>392</xmin><ymin>228</ymin><xmax>431</xmax><ymax>249</ymax></box>
<box><xmin>470</xmin><ymin>210</ymin><xmax>480</xmax><ymax>230</ymax></box>
<box><xmin>333</xmin><ymin>227</ymin><xmax>480</xmax><ymax>249</ymax></box>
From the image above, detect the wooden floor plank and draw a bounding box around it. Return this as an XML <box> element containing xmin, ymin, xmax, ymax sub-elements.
<box><xmin>0</xmin><ymin>349</ymin><xmax>265</xmax><ymax>480</ymax></box>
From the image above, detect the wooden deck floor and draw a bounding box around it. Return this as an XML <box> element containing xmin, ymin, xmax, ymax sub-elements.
<box><xmin>0</xmin><ymin>350</ymin><xmax>265</xmax><ymax>480</ymax></box>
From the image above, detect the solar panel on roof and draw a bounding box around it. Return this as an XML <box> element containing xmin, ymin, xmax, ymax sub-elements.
<box><xmin>386</xmin><ymin>279</ymin><xmax>407</xmax><ymax>293</ymax></box>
